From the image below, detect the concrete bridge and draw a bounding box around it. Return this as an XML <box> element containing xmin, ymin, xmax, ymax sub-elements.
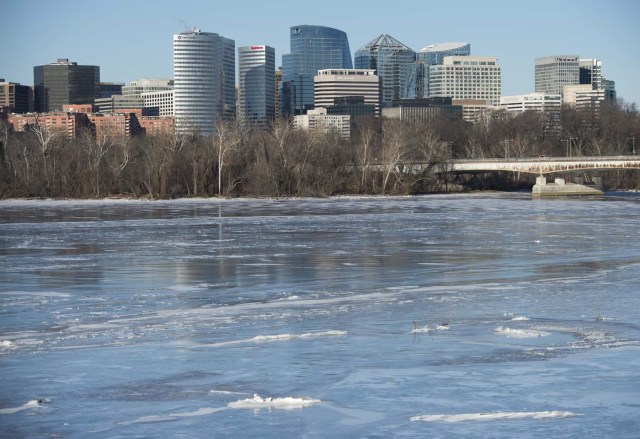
<box><xmin>451</xmin><ymin>156</ymin><xmax>640</xmax><ymax>175</ymax></box>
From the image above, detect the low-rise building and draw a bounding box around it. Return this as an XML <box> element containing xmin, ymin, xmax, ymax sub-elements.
<box><xmin>138</xmin><ymin>116</ymin><xmax>175</xmax><ymax>136</ymax></box>
<box><xmin>499</xmin><ymin>93</ymin><xmax>562</xmax><ymax>113</ymax></box>
<box><xmin>8</xmin><ymin>111</ymin><xmax>91</xmax><ymax>139</ymax></box>
<box><xmin>293</xmin><ymin>108</ymin><xmax>350</xmax><ymax>139</ymax></box>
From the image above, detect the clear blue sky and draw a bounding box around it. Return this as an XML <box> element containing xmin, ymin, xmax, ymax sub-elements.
<box><xmin>2</xmin><ymin>0</ymin><xmax>639</xmax><ymax>105</ymax></box>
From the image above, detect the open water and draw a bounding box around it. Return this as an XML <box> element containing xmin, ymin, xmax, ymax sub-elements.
<box><xmin>0</xmin><ymin>193</ymin><xmax>639</xmax><ymax>438</ymax></box>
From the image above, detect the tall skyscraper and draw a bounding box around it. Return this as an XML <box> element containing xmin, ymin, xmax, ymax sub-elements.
<box><xmin>238</xmin><ymin>45</ymin><xmax>275</xmax><ymax>127</ymax></box>
<box><xmin>428</xmin><ymin>56</ymin><xmax>501</xmax><ymax>105</ymax></box>
<box><xmin>354</xmin><ymin>34</ymin><xmax>416</xmax><ymax>108</ymax></box>
<box><xmin>534</xmin><ymin>55</ymin><xmax>579</xmax><ymax>96</ymax></box>
<box><xmin>33</xmin><ymin>58</ymin><xmax>100</xmax><ymax>112</ymax></box>
<box><xmin>281</xmin><ymin>25</ymin><xmax>352</xmax><ymax>116</ymax></box>
<box><xmin>173</xmin><ymin>28</ymin><xmax>235</xmax><ymax>135</ymax></box>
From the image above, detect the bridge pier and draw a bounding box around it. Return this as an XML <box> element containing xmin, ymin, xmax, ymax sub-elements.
<box><xmin>532</xmin><ymin>175</ymin><xmax>604</xmax><ymax>198</ymax></box>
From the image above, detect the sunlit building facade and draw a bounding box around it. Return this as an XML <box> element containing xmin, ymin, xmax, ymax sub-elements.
<box><xmin>173</xmin><ymin>29</ymin><xmax>235</xmax><ymax>135</ymax></box>
<box><xmin>535</xmin><ymin>55</ymin><xmax>579</xmax><ymax>96</ymax></box>
<box><xmin>428</xmin><ymin>56</ymin><xmax>501</xmax><ymax>105</ymax></box>
<box><xmin>314</xmin><ymin>69</ymin><xmax>380</xmax><ymax>116</ymax></box>
<box><xmin>281</xmin><ymin>25</ymin><xmax>352</xmax><ymax>115</ymax></box>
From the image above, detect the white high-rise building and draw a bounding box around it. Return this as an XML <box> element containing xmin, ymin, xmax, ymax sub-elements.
<box><xmin>238</xmin><ymin>45</ymin><xmax>275</xmax><ymax>127</ymax></box>
<box><xmin>173</xmin><ymin>28</ymin><xmax>235</xmax><ymax>135</ymax></box>
<box><xmin>534</xmin><ymin>55</ymin><xmax>579</xmax><ymax>96</ymax></box>
<box><xmin>428</xmin><ymin>56</ymin><xmax>501</xmax><ymax>105</ymax></box>
<box><xmin>314</xmin><ymin>69</ymin><xmax>380</xmax><ymax>116</ymax></box>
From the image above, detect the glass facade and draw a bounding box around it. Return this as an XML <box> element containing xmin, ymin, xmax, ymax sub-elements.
<box><xmin>281</xmin><ymin>25</ymin><xmax>352</xmax><ymax>116</ymax></box>
<box><xmin>418</xmin><ymin>42</ymin><xmax>471</xmax><ymax>66</ymax></box>
<box><xmin>34</xmin><ymin>59</ymin><xmax>99</xmax><ymax>112</ymax></box>
<box><xmin>354</xmin><ymin>34</ymin><xmax>415</xmax><ymax>108</ymax></box>
<box><xmin>238</xmin><ymin>45</ymin><xmax>275</xmax><ymax>127</ymax></box>
<box><xmin>173</xmin><ymin>29</ymin><xmax>235</xmax><ymax>136</ymax></box>
<box><xmin>411</xmin><ymin>43</ymin><xmax>470</xmax><ymax>98</ymax></box>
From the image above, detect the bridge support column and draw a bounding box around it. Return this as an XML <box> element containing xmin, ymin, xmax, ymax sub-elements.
<box><xmin>535</xmin><ymin>175</ymin><xmax>547</xmax><ymax>186</ymax></box>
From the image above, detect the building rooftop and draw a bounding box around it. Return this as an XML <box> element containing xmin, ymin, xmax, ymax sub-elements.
<box><xmin>419</xmin><ymin>42</ymin><xmax>469</xmax><ymax>53</ymax></box>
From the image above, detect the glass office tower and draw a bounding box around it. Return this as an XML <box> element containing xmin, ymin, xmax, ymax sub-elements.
<box><xmin>173</xmin><ymin>28</ymin><xmax>235</xmax><ymax>136</ymax></box>
<box><xmin>354</xmin><ymin>34</ymin><xmax>415</xmax><ymax>107</ymax></box>
<box><xmin>238</xmin><ymin>45</ymin><xmax>275</xmax><ymax>127</ymax></box>
<box><xmin>410</xmin><ymin>43</ymin><xmax>470</xmax><ymax>98</ymax></box>
<box><xmin>281</xmin><ymin>25</ymin><xmax>352</xmax><ymax>116</ymax></box>
<box><xmin>33</xmin><ymin>59</ymin><xmax>100</xmax><ymax>112</ymax></box>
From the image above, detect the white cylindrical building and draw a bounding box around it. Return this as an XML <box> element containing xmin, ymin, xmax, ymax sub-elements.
<box><xmin>173</xmin><ymin>28</ymin><xmax>235</xmax><ymax>136</ymax></box>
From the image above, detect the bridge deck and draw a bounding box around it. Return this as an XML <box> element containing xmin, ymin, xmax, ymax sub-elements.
<box><xmin>451</xmin><ymin>156</ymin><xmax>640</xmax><ymax>175</ymax></box>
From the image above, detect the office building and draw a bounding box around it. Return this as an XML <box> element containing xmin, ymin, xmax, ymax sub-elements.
<box><xmin>452</xmin><ymin>99</ymin><xmax>495</xmax><ymax>124</ymax></box>
<box><xmin>281</xmin><ymin>25</ymin><xmax>352</xmax><ymax>115</ymax></box>
<box><xmin>534</xmin><ymin>55</ymin><xmax>579</xmax><ymax>96</ymax></box>
<box><xmin>428</xmin><ymin>56</ymin><xmax>501</xmax><ymax>105</ymax></box>
<box><xmin>325</xmin><ymin>96</ymin><xmax>377</xmax><ymax>120</ymax></box>
<box><xmin>141</xmin><ymin>90</ymin><xmax>174</xmax><ymax>116</ymax></box>
<box><xmin>122</xmin><ymin>79</ymin><xmax>173</xmax><ymax>99</ymax></box>
<box><xmin>500</xmin><ymin>93</ymin><xmax>562</xmax><ymax>114</ymax></box>
<box><xmin>563</xmin><ymin>84</ymin><xmax>605</xmax><ymax>110</ymax></box>
<box><xmin>579</xmin><ymin>59</ymin><xmax>603</xmax><ymax>90</ymax></box>
<box><xmin>238</xmin><ymin>45</ymin><xmax>276</xmax><ymax>127</ymax></box>
<box><xmin>0</xmin><ymin>79</ymin><xmax>33</xmax><ymax>113</ymax></box>
<box><xmin>293</xmin><ymin>107</ymin><xmax>350</xmax><ymax>139</ymax></box>
<box><xmin>173</xmin><ymin>28</ymin><xmax>235</xmax><ymax>135</ymax></box>
<box><xmin>98</xmin><ymin>82</ymin><xmax>124</xmax><ymax>98</ymax></box>
<box><xmin>34</xmin><ymin>58</ymin><xmax>100</xmax><ymax>112</ymax></box>
<box><xmin>382</xmin><ymin>97</ymin><xmax>462</xmax><ymax>123</ymax></box>
<box><xmin>94</xmin><ymin>95</ymin><xmax>143</xmax><ymax>113</ymax></box>
<box><xmin>314</xmin><ymin>69</ymin><xmax>380</xmax><ymax>116</ymax></box>
<box><xmin>355</xmin><ymin>34</ymin><xmax>416</xmax><ymax>108</ymax></box>
<box><xmin>275</xmin><ymin>68</ymin><xmax>283</xmax><ymax>117</ymax></box>
<box><xmin>411</xmin><ymin>42</ymin><xmax>471</xmax><ymax>98</ymax></box>
<box><xmin>418</xmin><ymin>42</ymin><xmax>471</xmax><ymax>66</ymax></box>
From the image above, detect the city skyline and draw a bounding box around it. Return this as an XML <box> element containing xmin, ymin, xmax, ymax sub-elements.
<box><xmin>1</xmin><ymin>0</ymin><xmax>639</xmax><ymax>106</ymax></box>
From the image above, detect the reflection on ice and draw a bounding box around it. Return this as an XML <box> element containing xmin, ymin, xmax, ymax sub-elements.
<box><xmin>410</xmin><ymin>410</ymin><xmax>579</xmax><ymax>422</ymax></box>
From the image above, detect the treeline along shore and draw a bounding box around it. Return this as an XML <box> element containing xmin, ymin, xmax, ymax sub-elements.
<box><xmin>1</xmin><ymin>101</ymin><xmax>639</xmax><ymax>199</ymax></box>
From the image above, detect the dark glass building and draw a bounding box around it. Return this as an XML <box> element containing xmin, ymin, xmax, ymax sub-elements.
<box><xmin>34</xmin><ymin>59</ymin><xmax>100</xmax><ymax>112</ymax></box>
<box><xmin>355</xmin><ymin>34</ymin><xmax>415</xmax><ymax>108</ymax></box>
<box><xmin>281</xmin><ymin>25</ymin><xmax>352</xmax><ymax>116</ymax></box>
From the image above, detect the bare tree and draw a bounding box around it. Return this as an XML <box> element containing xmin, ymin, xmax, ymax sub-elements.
<box><xmin>212</xmin><ymin>119</ymin><xmax>245</xmax><ymax>197</ymax></box>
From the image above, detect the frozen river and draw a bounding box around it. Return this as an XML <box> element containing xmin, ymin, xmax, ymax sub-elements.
<box><xmin>1</xmin><ymin>194</ymin><xmax>639</xmax><ymax>438</ymax></box>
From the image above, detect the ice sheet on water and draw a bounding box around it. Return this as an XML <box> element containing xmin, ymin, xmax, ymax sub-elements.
<box><xmin>118</xmin><ymin>394</ymin><xmax>320</xmax><ymax>425</ymax></box>
<box><xmin>205</xmin><ymin>330</ymin><xmax>347</xmax><ymax>347</ymax></box>
<box><xmin>410</xmin><ymin>411</ymin><xmax>579</xmax><ymax>422</ymax></box>
<box><xmin>495</xmin><ymin>326</ymin><xmax>551</xmax><ymax>338</ymax></box>
<box><xmin>0</xmin><ymin>399</ymin><xmax>43</xmax><ymax>415</ymax></box>
<box><xmin>227</xmin><ymin>394</ymin><xmax>321</xmax><ymax>410</ymax></box>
